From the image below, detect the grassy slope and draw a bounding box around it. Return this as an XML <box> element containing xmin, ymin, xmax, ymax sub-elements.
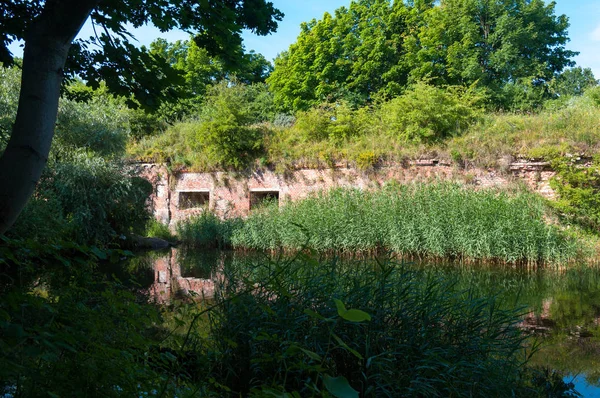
<box><xmin>129</xmin><ymin>92</ymin><xmax>600</xmax><ymax>172</ymax></box>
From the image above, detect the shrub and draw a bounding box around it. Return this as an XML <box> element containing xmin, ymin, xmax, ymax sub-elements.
<box><xmin>380</xmin><ymin>82</ymin><xmax>483</xmax><ymax>142</ymax></box>
<box><xmin>146</xmin><ymin>218</ymin><xmax>176</xmax><ymax>241</ymax></box>
<box><xmin>9</xmin><ymin>152</ymin><xmax>152</xmax><ymax>244</ymax></box>
<box><xmin>497</xmin><ymin>78</ymin><xmax>548</xmax><ymax>112</ymax></box>
<box><xmin>550</xmin><ymin>155</ymin><xmax>600</xmax><ymax>231</ymax></box>
<box><xmin>293</xmin><ymin>104</ymin><xmax>333</xmax><ymax>141</ymax></box>
<box><xmin>294</xmin><ymin>102</ymin><xmax>368</xmax><ymax>143</ymax></box>
<box><xmin>272</xmin><ymin>113</ymin><xmax>296</xmax><ymax>128</ymax></box>
<box><xmin>176</xmin><ymin>212</ymin><xmax>241</xmax><ymax>249</ymax></box>
<box><xmin>55</xmin><ymin>94</ymin><xmax>131</xmax><ymax>158</ymax></box>
<box><xmin>130</xmin><ymin>81</ymin><xmax>273</xmax><ymax>170</ymax></box>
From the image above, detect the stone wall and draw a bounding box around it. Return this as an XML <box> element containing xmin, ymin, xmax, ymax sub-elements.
<box><xmin>135</xmin><ymin>161</ymin><xmax>556</xmax><ymax>227</ymax></box>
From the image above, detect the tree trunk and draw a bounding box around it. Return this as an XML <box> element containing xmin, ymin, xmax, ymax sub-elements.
<box><xmin>0</xmin><ymin>0</ymin><xmax>98</xmax><ymax>235</ymax></box>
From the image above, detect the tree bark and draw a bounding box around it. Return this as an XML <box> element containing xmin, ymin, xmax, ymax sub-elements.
<box><xmin>0</xmin><ymin>0</ymin><xmax>99</xmax><ymax>235</ymax></box>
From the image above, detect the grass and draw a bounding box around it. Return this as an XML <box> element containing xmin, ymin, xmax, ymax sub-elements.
<box><xmin>128</xmin><ymin>88</ymin><xmax>600</xmax><ymax>172</ymax></box>
<box><xmin>176</xmin><ymin>183</ymin><xmax>581</xmax><ymax>265</ymax></box>
<box><xmin>145</xmin><ymin>218</ymin><xmax>177</xmax><ymax>241</ymax></box>
<box><xmin>176</xmin><ymin>211</ymin><xmax>241</xmax><ymax>249</ymax></box>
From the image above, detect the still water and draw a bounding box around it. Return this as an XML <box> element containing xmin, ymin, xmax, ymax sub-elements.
<box><xmin>132</xmin><ymin>249</ymin><xmax>600</xmax><ymax>397</ymax></box>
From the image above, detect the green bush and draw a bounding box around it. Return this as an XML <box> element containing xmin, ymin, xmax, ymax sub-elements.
<box><xmin>55</xmin><ymin>95</ymin><xmax>131</xmax><ymax>158</ymax></box>
<box><xmin>9</xmin><ymin>152</ymin><xmax>152</xmax><ymax>244</ymax></box>
<box><xmin>550</xmin><ymin>155</ymin><xmax>600</xmax><ymax>231</ymax></box>
<box><xmin>130</xmin><ymin>81</ymin><xmax>273</xmax><ymax>170</ymax></box>
<box><xmin>146</xmin><ymin>218</ymin><xmax>176</xmax><ymax>241</ymax></box>
<box><xmin>496</xmin><ymin>78</ymin><xmax>548</xmax><ymax>112</ymax></box>
<box><xmin>380</xmin><ymin>82</ymin><xmax>483</xmax><ymax>142</ymax></box>
<box><xmin>293</xmin><ymin>102</ymin><xmax>370</xmax><ymax>144</ymax></box>
<box><xmin>293</xmin><ymin>104</ymin><xmax>334</xmax><ymax>141</ymax></box>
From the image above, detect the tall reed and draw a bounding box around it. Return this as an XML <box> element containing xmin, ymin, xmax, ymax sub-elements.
<box><xmin>197</xmin><ymin>254</ymin><xmax>559</xmax><ymax>396</ymax></box>
<box><xmin>176</xmin><ymin>211</ymin><xmax>241</xmax><ymax>249</ymax></box>
<box><xmin>230</xmin><ymin>183</ymin><xmax>578</xmax><ymax>264</ymax></box>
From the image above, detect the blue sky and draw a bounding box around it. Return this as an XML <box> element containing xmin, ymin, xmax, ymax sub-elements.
<box><xmin>8</xmin><ymin>1</ymin><xmax>600</xmax><ymax>77</ymax></box>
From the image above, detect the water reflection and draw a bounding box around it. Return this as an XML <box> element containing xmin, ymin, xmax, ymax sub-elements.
<box><xmin>142</xmin><ymin>251</ymin><xmax>600</xmax><ymax>394</ymax></box>
<box><xmin>147</xmin><ymin>248</ymin><xmax>222</xmax><ymax>303</ymax></box>
<box><xmin>420</xmin><ymin>263</ymin><xmax>600</xmax><ymax>394</ymax></box>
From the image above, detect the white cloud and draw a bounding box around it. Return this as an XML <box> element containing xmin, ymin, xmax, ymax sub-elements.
<box><xmin>590</xmin><ymin>22</ymin><xmax>600</xmax><ymax>41</ymax></box>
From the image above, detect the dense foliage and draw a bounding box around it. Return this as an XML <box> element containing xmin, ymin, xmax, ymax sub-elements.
<box><xmin>202</xmin><ymin>254</ymin><xmax>540</xmax><ymax>396</ymax></box>
<box><xmin>1</xmin><ymin>0</ymin><xmax>283</xmax><ymax>111</ymax></box>
<box><xmin>0</xmin><ymin>241</ymin><xmax>169</xmax><ymax>397</ymax></box>
<box><xmin>129</xmin><ymin>39</ymin><xmax>275</xmax><ymax>137</ymax></box>
<box><xmin>132</xmin><ymin>81</ymin><xmax>274</xmax><ymax>170</ymax></box>
<box><xmin>268</xmin><ymin>0</ymin><xmax>575</xmax><ymax>111</ymax></box>
<box><xmin>0</xmin><ymin>66</ymin><xmax>151</xmax><ymax>245</ymax></box>
<box><xmin>1</xmin><ymin>240</ymin><xmax>580</xmax><ymax>397</ymax></box>
<box><xmin>550</xmin><ymin>155</ymin><xmax>600</xmax><ymax>232</ymax></box>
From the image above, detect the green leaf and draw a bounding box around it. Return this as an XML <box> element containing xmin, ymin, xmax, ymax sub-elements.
<box><xmin>340</xmin><ymin>309</ymin><xmax>371</xmax><ymax>323</ymax></box>
<box><xmin>288</xmin><ymin>344</ymin><xmax>322</xmax><ymax>362</ymax></box>
<box><xmin>334</xmin><ymin>299</ymin><xmax>371</xmax><ymax>322</ymax></box>
<box><xmin>334</xmin><ymin>299</ymin><xmax>347</xmax><ymax>316</ymax></box>
<box><xmin>323</xmin><ymin>375</ymin><xmax>359</xmax><ymax>398</ymax></box>
<box><xmin>332</xmin><ymin>333</ymin><xmax>363</xmax><ymax>360</ymax></box>
<box><xmin>90</xmin><ymin>246</ymin><xmax>107</xmax><ymax>260</ymax></box>
<box><xmin>304</xmin><ymin>308</ymin><xmax>326</xmax><ymax>320</ymax></box>
<box><xmin>299</xmin><ymin>347</ymin><xmax>322</xmax><ymax>362</ymax></box>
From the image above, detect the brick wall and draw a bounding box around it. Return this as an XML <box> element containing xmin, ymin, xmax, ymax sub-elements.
<box><xmin>136</xmin><ymin>161</ymin><xmax>556</xmax><ymax>227</ymax></box>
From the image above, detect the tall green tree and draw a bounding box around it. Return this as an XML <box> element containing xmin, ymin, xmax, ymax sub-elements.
<box><xmin>148</xmin><ymin>39</ymin><xmax>273</xmax><ymax>96</ymax></box>
<box><xmin>269</xmin><ymin>0</ymin><xmax>575</xmax><ymax>112</ymax></box>
<box><xmin>550</xmin><ymin>67</ymin><xmax>598</xmax><ymax>98</ymax></box>
<box><xmin>0</xmin><ymin>0</ymin><xmax>283</xmax><ymax>234</ymax></box>
<box><xmin>404</xmin><ymin>0</ymin><xmax>576</xmax><ymax>100</ymax></box>
<box><xmin>268</xmin><ymin>0</ymin><xmax>413</xmax><ymax>111</ymax></box>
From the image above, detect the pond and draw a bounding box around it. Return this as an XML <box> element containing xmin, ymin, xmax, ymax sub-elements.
<box><xmin>134</xmin><ymin>248</ymin><xmax>600</xmax><ymax>397</ymax></box>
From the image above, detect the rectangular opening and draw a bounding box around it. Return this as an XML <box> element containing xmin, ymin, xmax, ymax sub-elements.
<box><xmin>179</xmin><ymin>191</ymin><xmax>210</xmax><ymax>209</ymax></box>
<box><xmin>250</xmin><ymin>190</ymin><xmax>279</xmax><ymax>210</ymax></box>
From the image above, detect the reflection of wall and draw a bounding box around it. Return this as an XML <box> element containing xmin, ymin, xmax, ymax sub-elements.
<box><xmin>136</xmin><ymin>161</ymin><xmax>556</xmax><ymax>227</ymax></box>
<box><xmin>520</xmin><ymin>298</ymin><xmax>556</xmax><ymax>334</ymax></box>
<box><xmin>147</xmin><ymin>248</ymin><xmax>218</xmax><ymax>303</ymax></box>
<box><xmin>148</xmin><ymin>253</ymin><xmax>172</xmax><ymax>303</ymax></box>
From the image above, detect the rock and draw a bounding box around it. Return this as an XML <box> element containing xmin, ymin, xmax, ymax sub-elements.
<box><xmin>134</xmin><ymin>236</ymin><xmax>171</xmax><ymax>250</ymax></box>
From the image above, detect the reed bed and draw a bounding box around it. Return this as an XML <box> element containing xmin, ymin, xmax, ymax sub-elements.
<box><xmin>199</xmin><ymin>254</ymin><xmax>564</xmax><ymax>396</ymax></box>
<box><xmin>229</xmin><ymin>183</ymin><xmax>578</xmax><ymax>264</ymax></box>
<box><xmin>176</xmin><ymin>211</ymin><xmax>241</xmax><ymax>249</ymax></box>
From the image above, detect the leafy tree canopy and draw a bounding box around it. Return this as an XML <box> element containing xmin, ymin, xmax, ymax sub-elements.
<box><xmin>1</xmin><ymin>0</ymin><xmax>283</xmax><ymax>110</ymax></box>
<box><xmin>0</xmin><ymin>0</ymin><xmax>283</xmax><ymax>234</ymax></box>
<box><xmin>148</xmin><ymin>38</ymin><xmax>273</xmax><ymax>94</ymax></box>
<box><xmin>550</xmin><ymin>67</ymin><xmax>598</xmax><ymax>98</ymax></box>
<box><xmin>268</xmin><ymin>0</ymin><xmax>576</xmax><ymax>112</ymax></box>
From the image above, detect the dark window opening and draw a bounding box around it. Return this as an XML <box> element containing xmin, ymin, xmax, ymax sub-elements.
<box><xmin>179</xmin><ymin>191</ymin><xmax>210</xmax><ymax>209</ymax></box>
<box><xmin>250</xmin><ymin>191</ymin><xmax>279</xmax><ymax>210</ymax></box>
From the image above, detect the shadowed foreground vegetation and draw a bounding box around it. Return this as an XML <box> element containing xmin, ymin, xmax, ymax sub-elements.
<box><xmin>178</xmin><ymin>183</ymin><xmax>581</xmax><ymax>265</ymax></box>
<box><xmin>0</xmin><ymin>243</ymin><xmax>579</xmax><ymax>396</ymax></box>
